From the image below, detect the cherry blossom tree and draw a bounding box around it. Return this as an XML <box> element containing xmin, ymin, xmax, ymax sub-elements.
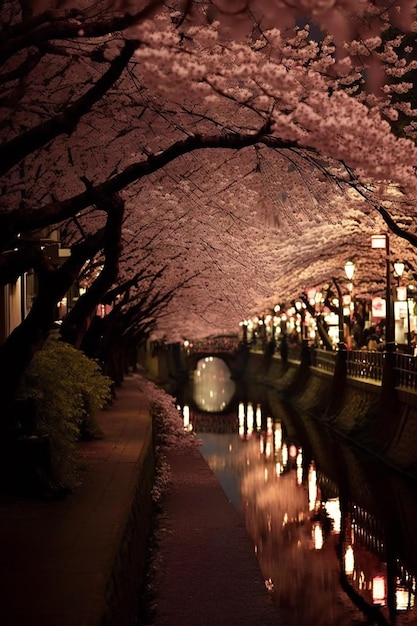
<box><xmin>1</xmin><ymin>0</ymin><xmax>417</xmax><ymax>427</ymax></box>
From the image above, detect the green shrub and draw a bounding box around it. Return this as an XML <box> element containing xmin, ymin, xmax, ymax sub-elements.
<box><xmin>16</xmin><ymin>335</ymin><xmax>113</xmax><ymax>489</ymax></box>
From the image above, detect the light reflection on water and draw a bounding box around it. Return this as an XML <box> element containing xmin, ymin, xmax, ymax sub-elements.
<box><xmin>192</xmin><ymin>356</ymin><xmax>236</xmax><ymax>413</ymax></box>
<box><xmin>179</xmin><ymin>358</ymin><xmax>417</xmax><ymax>626</ymax></box>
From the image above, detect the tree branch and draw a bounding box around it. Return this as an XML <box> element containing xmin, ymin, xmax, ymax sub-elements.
<box><xmin>0</xmin><ymin>39</ymin><xmax>137</xmax><ymax>176</ymax></box>
<box><xmin>0</xmin><ymin>1</ymin><xmax>162</xmax><ymax>64</ymax></box>
<box><xmin>0</xmin><ymin>121</ymin><xmax>296</xmax><ymax>249</ymax></box>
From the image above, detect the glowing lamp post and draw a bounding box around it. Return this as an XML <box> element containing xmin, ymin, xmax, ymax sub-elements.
<box><xmin>371</xmin><ymin>234</ymin><xmax>395</xmax><ymax>352</ymax></box>
<box><xmin>394</xmin><ymin>261</ymin><xmax>412</xmax><ymax>349</ymax></box>
<box><xmin>334</xmin><ymin>261</ymin><xmax>356</xmax><ymax>349</ymax></box>
<box><xmin>394</xmin><ymin>261</ymin><xmax>405</xmax><ymax>280</ymax></box>
<box><xmin>344</xmin><ymin>260</ymin><xmax>355</xmax><ymax>345</ymax></box>
<box><xmin>344</xmin><ymin>260</ymin><xmax>355</xmax><ymax>282</ymax></box>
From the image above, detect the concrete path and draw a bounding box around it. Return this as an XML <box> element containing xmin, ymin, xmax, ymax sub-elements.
<box><xmin>146</xmin><ymin>445</ymin><xmax>281</xmax><ymax>626</ymax></box>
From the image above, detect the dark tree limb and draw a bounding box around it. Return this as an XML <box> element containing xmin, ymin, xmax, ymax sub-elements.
<box><xmin>59</xmin><ymin>192</ymin><xmax>124</xmax><ymax>347</ymax></box>
<box><xmin>0</xmin><ymin>39</ymin><xmax>137</xmax><ymax>176</ymax></box>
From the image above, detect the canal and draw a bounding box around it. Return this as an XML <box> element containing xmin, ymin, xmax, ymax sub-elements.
<box><xmin>177</xmin><ymin>356</ymin><xmax>417</xmax><ymax>626</ymax></box>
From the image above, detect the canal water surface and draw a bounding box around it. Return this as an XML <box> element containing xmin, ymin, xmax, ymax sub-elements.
<box><xmin>177</xmin><ymin>357</ymin><xmax>417</xmax><ymax>626</ymax></box>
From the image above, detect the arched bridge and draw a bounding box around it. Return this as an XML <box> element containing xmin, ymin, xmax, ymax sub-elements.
<box><xmin>185</xmin><ymin>336</ymin><xmax>248</xmax><ymax>377</ymax></box>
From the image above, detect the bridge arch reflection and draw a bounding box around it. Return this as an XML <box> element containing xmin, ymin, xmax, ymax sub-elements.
<box><xmin>192</xmin><ymin>356</ymin><xmax>236</xmax><ymax>413</ymax></box>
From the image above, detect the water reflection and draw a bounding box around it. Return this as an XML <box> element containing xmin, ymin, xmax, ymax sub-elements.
<box><xmin>192</xmin><ymin>356</ymin><xmax>236</xmax><ymax>412</ymax></box>
<box><xmin>178</xmin><ymin>359</ymin><xmax>417</xmax><ymax>626</ymax></box>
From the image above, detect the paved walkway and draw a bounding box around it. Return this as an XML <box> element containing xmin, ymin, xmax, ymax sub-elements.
<box><xmin>146</xmin><ymin>445</ymin><xmax>281</xmax><ymax>626</ymax></box>
<box><xmin>0</xmin><ymin>374</ymin><xmax>281</xmax><ymax>626</ymax></box>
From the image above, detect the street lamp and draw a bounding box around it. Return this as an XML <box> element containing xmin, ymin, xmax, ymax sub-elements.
<box><xmin>344</xmin><ymin>260</ymin><xmax>355</xmax><ymax>340</ymax></box>
<box><xmin>344</xmin><ymin>260</ymin><xmax>355</xmax><ymax>282</ymax></box>
<box><xmin>371</xmin><ymin>234</ymin><xmax>395</xmax><ymax>351</ymax></box>
<box><xmin>394</xmin><ymin>261</ymin><xmax>405</xmax><ymax>280</ymax></box>
<box><xmin>394</xmin><ymin>261</ymin><xmax>411</xmax><ymax>350</ymax></box>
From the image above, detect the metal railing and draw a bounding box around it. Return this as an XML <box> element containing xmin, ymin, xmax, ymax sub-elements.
<box><xmin>189</xmin><ymin>336</ymin><xmax>241</xmax><ymax>354</ymax></box>
<box><xmin>307</xmin><ymin>348</ymin><xmax>417</xmax><ymax>390</ymax></box>
<box><xmin>246</xmin><ymin>343</ymin><xmax>417</xmax><ymax>392</ymax></box>
<box><xmin>310</xmin><ymin>348</ymin><xmax>337</xmax><ymax>373</ymax></box>
<box><xmin>346</xmin><ymin>350</ymin><xmax>384</xmax><ymax>382</ymax></box>
<box><xmin>395</xmin><ymin>352</ymin><xmax>417</xmax><ymax>390</ymax></box>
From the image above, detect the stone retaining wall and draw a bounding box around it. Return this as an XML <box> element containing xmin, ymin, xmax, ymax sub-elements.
<box><xmin>101</xmin><ymin>424</ymin><xmax>155</xmax><ymax>626</ymax></box>
<box><xmin>244</xmin><ymin>351</ymin><xmax>417</xmax><ymax>479</ymax></box>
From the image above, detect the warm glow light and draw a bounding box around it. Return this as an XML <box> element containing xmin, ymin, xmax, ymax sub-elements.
<box><xmin>282</xmin><ymin>443</ymin><xmax>288</xmax><ymax>466</ymax></box>
<box><xmin>344</xmin><ymin>546</ymin><xmax>354</xmax><ymax>575</ymax></box>
<box><xmin>325</xmin><ymin>498</ymin><xmax>341</xmax><ymax>533</ymax></box>
<box><xmin>247</xmin><ymin>403</ymin><xmax>254</xmax><ymax>436</ymax></box>
<box><xmin>313</xmin><ymin>522</ymin><xmax>323</xmax><ymax>550</ymax></box>
<box><xmin>372</xmin><ymin>575</ymin><xmax>386</xmax><ymax>606</ymax></box>
<box><xmin>256</xmin><ymin>405</ymin><xmax>262</xmax><ymax>431</ymax></box>
<box><xmin>308</xmin><ymin>463</ymin><xmax>317</xmax><ymax>511</ymax></box>
<box><xmin>344</xmin><ymin>260</ymin><xmax>355</xmax><ymax>281</ymax></box>
<box><xmin>397</xmin><ymin>587</ymin><xmax>413</xmax><ymax>611</ymax></box>
<box><xmin>239</xmin><ymin>404</ymin><xmax>245</xmax><ymax>438</ymax></box>
<box><xmin>274</xmin><ymin>423</ymin><xmax>282</xmax><ymax>449</ymax></box>
<box><xmin>371</xmin><ymin>234</ymin><xmax>387</xmax><ymax>249</ymax></box>
<box><xmin>394</xmin><ymin>261</ymin><xmax>405</xmax><ymax>277</ymax></box>
<box><xmin>397</xmin><ymin>286</ymin><xmax>407</xmax><ymax>301</ymax></box>
<box><xmin>372</xmin><ymin>297</ymin><xmax>386</xmax><ymax>318</ymax></box>
<box><xmin>183</xmin><ymin>405</ymin><xmax>190</xmax><ymax>428</ymax></box>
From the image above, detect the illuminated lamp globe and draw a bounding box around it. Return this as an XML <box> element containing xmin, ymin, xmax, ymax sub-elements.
<box><xmin>344</xmin><ymin>260</ymin><xmax>355</xmax><ymax>281</ymax></box>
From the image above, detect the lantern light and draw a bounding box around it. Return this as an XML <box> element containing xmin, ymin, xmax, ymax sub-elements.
<box><xmin>344</xmin><ymin>260</ymin><xmax>355</xmax><ymax>281</ymax></box>
<box><xmin>394</xmin><ymin>261</ymin><xmax>405</xmax><ymax>277</ymax></box>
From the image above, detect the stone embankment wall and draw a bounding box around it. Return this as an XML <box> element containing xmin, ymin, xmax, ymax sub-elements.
<box><xmin>244</xmin><ymin>351</ymin><xmax>417</xmax><ymax>480</ymax></box>
<box><xmin>101</xmin><ymin>425</ymin><xmax>155</xmax><ymax>626</ymax></box>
